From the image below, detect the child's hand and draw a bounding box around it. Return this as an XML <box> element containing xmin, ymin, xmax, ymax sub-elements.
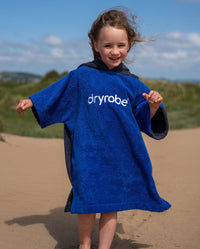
<box><xmin>16</xmin><ymin>99</ymin><xmax>33</xmax><ymax>114</ymax></box>
<box><xmin>142</xmin><ymin>91</ymin><xmax>163</xmax><ymax>119</ymax></box>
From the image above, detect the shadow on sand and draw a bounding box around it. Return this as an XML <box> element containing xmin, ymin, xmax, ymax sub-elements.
<box><xmin>5</xmin><ymin>207</ymin><xmax>151</xmax><ymax>249</ymax></box>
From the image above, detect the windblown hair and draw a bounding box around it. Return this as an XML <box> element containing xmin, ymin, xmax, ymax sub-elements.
<box><xmin>88</xmin><ymin>8</ymin><xmax>144</xmax><ymax>59</ymax></box>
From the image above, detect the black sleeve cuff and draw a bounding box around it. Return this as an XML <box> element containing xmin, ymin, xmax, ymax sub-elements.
<box><xmin>150</xmin><ymin>106</ymin><xmax>169</xmax><ymax>140</ymax></box>
<box><xmin>31</xmin><ymin>105</ymin><xmax>41</xmax><ymax>126</ymax></box>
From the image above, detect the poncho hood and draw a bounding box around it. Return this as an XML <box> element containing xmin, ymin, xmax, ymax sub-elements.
<box><xmin>78</xmin><ymin>59</ymin><xmax>139</xmax><ymax>78</ymax></box>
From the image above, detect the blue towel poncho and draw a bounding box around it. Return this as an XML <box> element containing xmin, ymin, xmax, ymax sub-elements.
<box><xmin>30</xmin><ymin>59</ymin><xmax>171</xmax><ymax>214</ymax></box>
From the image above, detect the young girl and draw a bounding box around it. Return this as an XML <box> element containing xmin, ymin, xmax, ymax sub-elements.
<box><xmin>16</xmin><ymin>8</ymin><xmax>171</xmax><ymax>249</ymax></box>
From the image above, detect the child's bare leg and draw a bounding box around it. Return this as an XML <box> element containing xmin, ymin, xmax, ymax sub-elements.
<box><xmin>98</xmin><ymin>212</ymin><xmax>117</xmax><ymax>249</ymax></box>
<box><xmin>78</xmin><ymin>213</ymin><xmax>96</xmax><ymax>249</ymax></box>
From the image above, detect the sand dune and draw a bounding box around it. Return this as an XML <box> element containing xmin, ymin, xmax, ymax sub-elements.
<box><xmin>0</xmin><ymin>129</ymin><xmax>200</xmax><ymax>249</ymax></box>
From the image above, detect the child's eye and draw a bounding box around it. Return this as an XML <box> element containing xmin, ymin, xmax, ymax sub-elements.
<box><xmin>104</xmin><ymin>44</ymin><xmax>111</xmax><ymax>48</ymax></box>
<box><xmin>118</xmin><ymin>44</ymin><xmax>126</xmax><ymax>47</ymax></box>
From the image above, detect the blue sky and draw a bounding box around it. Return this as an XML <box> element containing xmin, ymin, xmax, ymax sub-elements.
<box><xmin>1</xmin><ymin>0</ymin><xmax>200</xmax><ymax>79</ymax></box>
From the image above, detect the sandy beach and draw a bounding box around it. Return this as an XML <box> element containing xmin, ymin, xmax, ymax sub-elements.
<box><xmin>0</xmin><ymin>128</ymin><xmax>200</xmax><ymax>249</ymax></box>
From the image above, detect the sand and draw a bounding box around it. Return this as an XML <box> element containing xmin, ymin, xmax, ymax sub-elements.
<box><xmin>0</xmin><ymin>128</ymin><xmax>200</xmax><ymax>249</ymax></box>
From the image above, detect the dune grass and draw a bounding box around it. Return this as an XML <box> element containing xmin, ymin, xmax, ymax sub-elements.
<box><xmin>0</xmin><ymin>74</ymin><xmax>200</xmax><ymax>138</ymax></box>
<box><xmin>141</xmin><ymin>78</ymin><xmax>200</xmax><ymax>130</ymax></box>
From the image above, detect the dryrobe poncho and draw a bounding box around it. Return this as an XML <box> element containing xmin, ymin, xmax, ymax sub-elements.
<box><xmin>30</xmin><ymin>59</ymin><xmax>171</xmax><ymax>214</ymax></box>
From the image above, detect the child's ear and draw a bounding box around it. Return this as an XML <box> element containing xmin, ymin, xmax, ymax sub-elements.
<box><xmin>93</xmin><ymin>40</ymin><xmax>99</xmax><ymax>52</ymax></box>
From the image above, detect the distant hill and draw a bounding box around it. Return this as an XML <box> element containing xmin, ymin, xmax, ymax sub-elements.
<box><xmin>0</xmin><ymin>72</ymin><xmax>42</xmax><ymax>83</ymax></box>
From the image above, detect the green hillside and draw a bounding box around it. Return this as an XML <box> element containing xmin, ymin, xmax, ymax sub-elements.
<box><xmin>0</xmin><ymin>72</ymin><xmax>42</xmax><ymax>83</ymax></box>
<box><xmin>0</xmin><ymin>71</ymin><xmax>200</xmax><ymax>138</ymax></box>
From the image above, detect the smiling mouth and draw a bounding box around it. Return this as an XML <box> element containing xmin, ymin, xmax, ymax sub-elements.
<box><xmin>109</xmin><ymin>57</ymin><xmax>120</xmax><ymax>62</ymax></box>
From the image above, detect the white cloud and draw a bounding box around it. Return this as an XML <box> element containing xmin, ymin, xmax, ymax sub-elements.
<box><xmin>0</xmin><ymin>56</ymin><xmax>13</xmax><ymax>61</ymax></box>
<box><xmin>51</xmin><ymin>48</ymin><xmax>64</xmax><ymax>58</ymax></box>
<box><xmin>0</xmin><ymin>35</ymin><xmax>91</xmax><ymax>74</ymax></box>
<box><xmin>134</xmin><ymin>32</ymin><xmax>200</xmax><ymax>62</ymax></box>
<box><xmin>44</xmin><ymin>35</ymin><xmax>63</xmax><ymax>46</ymax></box>
<box><xmin>128</xmin><ymin>31</ymin><xmax>200</xmax><ymax>78</ymax></box>
<box><xmin>188</xmin><ymin>33</ymin><xmax>200</xmax><ymax>47</ymax></box>
<box><xmin>0</xmin><ymin>32</ymin><xmax>200</xmax><ymax>79</ymax></box>
<box><xmin>167</xmin><ymin>32</ymin><xmax>182</xmax><ymax>39</ymax></box>
<box><xmin>162</xmin><ymin>50</ymin><xmax>187</xmax><ymax>60</ymax></box>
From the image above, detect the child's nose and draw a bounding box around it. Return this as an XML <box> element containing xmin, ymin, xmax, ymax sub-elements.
<box><xmin>111</xmin><ymin>46</ymin><xmax>119</xmax><ymax>55</ymax></box>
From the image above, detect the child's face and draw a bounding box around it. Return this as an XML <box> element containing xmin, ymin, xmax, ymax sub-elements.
<box><xmin>94</xmin><ymin>26</ymin><xmax>129</xmax><ymax>69</ymax></box>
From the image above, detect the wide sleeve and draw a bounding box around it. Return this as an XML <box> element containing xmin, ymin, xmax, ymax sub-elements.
<box><xmin>29</xmin><ymin>70</ymin><xmax>78</xmax><ymax>129</ymax></box>
<box><xmin>132</xmin><ymin>80</ymin><xmax>168</xmax><ymax>140</ymax></box>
